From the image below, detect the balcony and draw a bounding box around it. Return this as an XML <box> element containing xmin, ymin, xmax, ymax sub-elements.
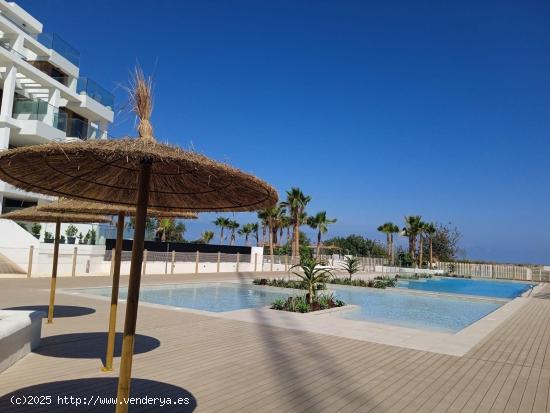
<box><xmin>37</xmin><ymin>33</ymin><xmax>80</xmax><ymax>67</ymax></box>
<box><xmin>77</xmin><ymin>77</ymin><xmax>114</xmax><ymax>109</ymax></box>
<box><xmin>12</xmin><ymin>95</ymin><xmax>65</xmax><ymax>141</ymax></box>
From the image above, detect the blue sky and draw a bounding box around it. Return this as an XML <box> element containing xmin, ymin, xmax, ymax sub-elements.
<box><xmin>18</xmin><ymin>0</ymin><xmax>550</xmax><ymax>263</ymax></box>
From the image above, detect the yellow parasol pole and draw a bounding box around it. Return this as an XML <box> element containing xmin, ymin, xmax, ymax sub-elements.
<box><xmin>47</xmin><ymin>218</ymin><xmax>61</xmax><ymax>324</ymax></box>
<box><xmin>102</xmin><ymin>211</ymin><xmax>125</xmax><ymax>371</ymax></box>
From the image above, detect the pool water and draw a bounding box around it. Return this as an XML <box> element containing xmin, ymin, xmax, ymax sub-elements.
<box><xmin>76</xmin><ymin>283</ymin><xmax>293</xmax><ymax>313</ymax></box>
<box><xmin>331</xmin><ymin>286</ymin><xmax>502</xmax><ymax>333</ymax></box>
<box><xmin>396</xmin><ymin>277</ymin><xmax>533</xmax><ymax>299</ymax></box>
<box><xmin>74</xmin><ymin>282</ymin><xmax>504</xmax><ymax>333</ymax></box>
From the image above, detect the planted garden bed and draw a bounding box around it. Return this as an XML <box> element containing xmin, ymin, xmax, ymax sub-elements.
<box><xmin>271</xmin><ymin>292</ymin><xmax>345</xmax><ymax>313</ymax></box>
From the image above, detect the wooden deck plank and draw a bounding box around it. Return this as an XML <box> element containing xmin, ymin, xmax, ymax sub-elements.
<box><xmin>0</xmin><ymin>275</ymin><xmax>549</xmax><ymax>412</ymax></box>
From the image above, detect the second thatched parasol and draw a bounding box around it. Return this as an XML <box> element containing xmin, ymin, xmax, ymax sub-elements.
<box><xmin>38</xmin><ymin>198</ymin><xmax>198</xmax><ymax>371</ymax></box>
<box><xmin>0</xmin><ymin>206</ymin><xmax>110</xmax><ymax>323</ymax></box>
<box><xmin>0</xmin><ymin>68</ymin><xmax>278</xmax><ymax>412</ymax></box>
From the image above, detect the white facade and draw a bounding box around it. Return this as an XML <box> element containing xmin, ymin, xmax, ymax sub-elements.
<box><xmin>0</xmin><ymin>0</ymin><xmax>114</xmax><ymax>214</ymax></box>
<box><xmin>0</xmin><ymin>1</ymin><xmax>114</xmax><ymax>268</ymax></box>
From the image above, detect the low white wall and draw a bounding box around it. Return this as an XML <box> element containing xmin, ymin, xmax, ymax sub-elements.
<box><xmin>0</xmin><ymin>310</ymin><xmax>44</xmax><ymax>373</ymax></box>
<box><xmin>35</xmin><ymin>244</ymin><xmax>106</xmax><ymax>276</ymax></box>
<box><xmin>375</xmin><ymin>266</ymin><xmax>445</xmax><ymax>275</ymax></box>
<box><xmin>0</xmin><ymin>219</ymin><xmax>39</xmax><ymax>273</ymax></box>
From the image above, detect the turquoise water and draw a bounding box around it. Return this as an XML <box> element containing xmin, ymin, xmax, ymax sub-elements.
<box><xmin>74</xmin><ymin>282</ymin><xmax>504</xmax><ymax>333</ymax></box>
<box><xmin>76</xmin><ymin>283</ymin><xmax>293</xmax><ymax>313</ymax></box>
<box><xmin>331</xmin><ymin>285</ymin><xmax>502</xmax><ymax>333</ymax></box>
<box><xmin>396</xmin><ymin>277</ymin><xmax>533</xmax><ymax>299</ymax></box>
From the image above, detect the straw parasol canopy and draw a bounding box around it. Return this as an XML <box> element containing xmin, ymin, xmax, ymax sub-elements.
<box><xmin>0</xmin><ymin>139</ymin><xmax>277</xmax><ymax>212</ymax></box>
<box><xmin>0</xmin><ymin>206</ymin><xmax>111</xmax><ymax>223</ymax></box>
<box><xmin>37</xmin><ymin>198</ymin><xmax>198</xmax><ymax>219</ymax></box>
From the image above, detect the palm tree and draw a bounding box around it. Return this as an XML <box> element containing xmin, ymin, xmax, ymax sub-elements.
<box><xmin>424</xmin><ymin>222</ymin><xmax>437</xmax><ymax>268</ymax></box>
<box><xmin>256</xmin><ymin>210</ymin><xmax>269</xmax><ymax>246</ymax></box>
<box><xmin>270</xmin><ymin>205</ymin><xmax>285</xmax><ymax>247</ymax></box>
<box><xmin>418</xmin><ymin>222</ymin><xmax>427</xmax><ymax>268</ymax></box>
<box><xmin>201</xmin><ymin>230</ymin><xmax>214</xmax><ymax>244</ymax></box>
<box><xmin>377</xmin><ymin>222</ymin><xmax>400</xmax><ymax>264</ymax></box>
<box><xmin>307</xmin><ymin>211</ymin><xmax>337</xmax><ymax>258</ymax></box>
<box><xmin>213</xmin><ymin>217</ymin><xmax>230</xmax><ymax>245</ymax></box>
<box><xmin>280</xmin><ymin>213</ymin><xmax>292</xmax><ymax>244</ymax></box>
<box><xmin>290</xmin><ymin>257</ymin><xmax>332</xmax><ymax>304</ymax></box>
<box><xmin>262</xmin><ymin>206</ymin><xmax>282</xmax><ymax>256</ymax></box>
<box><xmin>226</xmin><ymin>219</ymin><xmax>239</xmax><ymax>246</ymax></box>
<box><xmin>155</xmin><ymin>218</ymin><xmax>186</xmax><ymax>242</ymax></box>
<box><xmin>250</xmin><ymin>222</ymin><xmax>260</xmax><ymax>246</ymax></box>
<box><xmin>402</xmin><ymin>215</ymin><xmax>423</xmax><ymax>264</ymax></box>
<box><xmin>341</xmin><ymin>255</ymin><xmax>361</xmax><ymax>282</ymax></box>
<box><xmin>281</xmin><ymin>187</ymin><xmax>311</xmax><ymax>258</ymax></box>
<box><xmin>238</xmin><ymin>223</ymin><xmax>255</xmax><ymax>246</ymax></box>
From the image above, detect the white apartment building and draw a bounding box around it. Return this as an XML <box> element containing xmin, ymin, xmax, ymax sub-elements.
<box><xmin>0</xmin><ymin>0</ymin><xmax>113</xmax><ymax>214</ymax></box>
<box><xmin>0</xmin><ymin>1</ymin><xmax>114</xmax><ymax>274</ymax></box>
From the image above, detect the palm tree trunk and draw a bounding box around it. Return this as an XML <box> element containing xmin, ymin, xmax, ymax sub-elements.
<box><xmin>418</xmin><ymin>235</ymin><xmax>424</xmax><ymax>268</ymax></box>
<box><xmin>272</xmin><ymin>226</ymin><xmax>278</xmax><ymax>246</ymax></box>
<box><xmin>386</xmin><ymin>233</ymin><xmax>391</xmax><ymax>259</ymax></box>
<box><xmin>410</xmin><ymin>236</ymin><xmax>416</xmax><ymax>261</ymax></box>
<box><xmin>316</xmin><ymin>230</ymin><xmax>321</xmax><ymax>258</ymax></box>
<box><xmin>269</xmin><ymin>220</ymin><xmax>274</xmax><ymax>257</ymax></box>
<box><xmin>220</xmin><ymin>228</ymin><xmax>224</xmax><ymax>245</ymax></box>
<box><xmin>292</xmin><ymin>218</ymin><xmax>299</xmax><ymax>258</ymax></box>
<box><xmin>390</xmin><ymin>234</ymin><xmax>394</xmax><ymax>265</ymax></box>
<box><xmin>429</xmin><ymin>238</ymin><xmax>433</xmax><ymax>269</ymax></box>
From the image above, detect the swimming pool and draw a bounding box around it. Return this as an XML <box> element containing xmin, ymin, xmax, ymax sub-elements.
<box><xmin>72</xmin><ymin>282</ymin><xmax>504</xmax><ymax>333</ymax></box>
<box><xmin>396</xmin><ymin>277</ymin><xmax>533</xmax><ymax>299</ymax></box>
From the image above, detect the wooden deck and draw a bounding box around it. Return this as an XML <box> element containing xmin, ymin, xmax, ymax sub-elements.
<box><xmin>0</xmin><ymin>274</ymin><xmax>549</xmax><ymax>412</ymax></box>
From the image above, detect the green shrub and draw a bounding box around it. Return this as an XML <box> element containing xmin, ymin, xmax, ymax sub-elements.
<box><xmin>271</xmin><ymin>298</ymin><xmax>285</xmax><ymax>310</ymax></box>
<box><xmin>253</xmin><ymin>278</ymin><xmax>326</xmax><ymax>291</ymax></box>
<box><xmin>65</xmin><ymin>224</ymin><xmax>78</xmax><ymax>238</ymax></box>
<box><xmin>270</xmin><ymin>293</ymin><xmax>344</xmax><ymax>313</ymax></box>
<box><xmin>329</xmin><ymin>276</ymin><xmax>396</xmax><ymax>289</ymax></box>
<box><xmin>31</xmin><ymin>223</ymin><xmax>42</xmax><ymax>237</ymax></box>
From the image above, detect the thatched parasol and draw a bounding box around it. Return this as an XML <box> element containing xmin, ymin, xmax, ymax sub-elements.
<box><xmin>0</xmin><ymin>207</ymin><xmax>110</xmax><ymax>323</ymax></box>
<box><xmin>0</xmin><ymin>68</ymin><xmax>278</xmax><ymax>411</ymax></box>
<box><xmin>37</xmin><ymin>199</ymin><xmax>198</xmax><ymax>371</ymax></box>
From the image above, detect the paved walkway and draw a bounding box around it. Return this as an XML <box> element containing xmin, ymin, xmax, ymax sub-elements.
<box><xmin>0</xmin><ymin>274</ymin><xmax>549</xmax><ymax>412</ymax></box>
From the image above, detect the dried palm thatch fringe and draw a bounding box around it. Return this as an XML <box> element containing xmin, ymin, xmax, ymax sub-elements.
<box><xmin>0</xmin><ymin>206</ymin><xmax>111</xmax><ymax>223</ymax></box>
<box><xmin>0</xmin><ymin>138</ymin><xmax>278</xmax><ymax>211</ymax></box>
<box><xmin>129</xmin><ymin>67</ymin><xmax>154</xmax><ymax>141</ymax></box>
<box><xmin>38</xmin><ymin>198</ymin><xmax>198</xmax><ymax>219</ymax></box>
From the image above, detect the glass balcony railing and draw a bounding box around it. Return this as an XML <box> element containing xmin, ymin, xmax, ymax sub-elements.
<box><xmin>38</xmin><ymin>33</ymin><xmax>80</xmax><ymax>66</ymax></box>
<box><xmin>12</xmin><ymin>96</ymin><xmax>110</xmax><ymax>140</ymax></box>
<box><xmin>54</xmin><ymin>115</ymin><xmax>108</xmax><ymax>140</ymax></box>
<box><xmin>77</xmin><ymin>77</ymin><xmax>114</xmax><ymax>109</ymax></box>
<box><xmin>13</xmin><ymin>96</ymin><xmax>49</xmax><ymax>118</ymax></box>
<box><xmin>0</xmin><ymin>39</ymin><xmax>27</xmax><ymax>60</ymax></box>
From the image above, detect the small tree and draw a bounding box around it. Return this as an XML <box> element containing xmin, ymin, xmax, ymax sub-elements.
<box><xmin>290</xmin><ymin>257</ymin><xmax>332</xmax><ymax>304</ymax></box>
<box><xmin>341</xmin><ymin>255</ymin><xmax>361</xmax><ymax>281</ymax></box>
<box><xmin>201</xmin><ymin>230</ymin><xmax>214</xmax><ymax>244</ymax></box>
<box><xmin>30</xmin><ymin>223</ymin><xmax>42</xmax><ymax>238</ymax></box>
<box><xmin>44</xmin><ymin>231</ymin><xmax>53</xmax><ymax>241</ymax></box>
<box><xmin>65</xmin><ymin>224</ymin><xmax>78</xmax><ymax>238</ymax></box>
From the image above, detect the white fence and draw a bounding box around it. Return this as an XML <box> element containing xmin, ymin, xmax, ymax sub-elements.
<box><xmin>434</xmin><ymin>261</ymin><xmax>534</xmax><ymax>281</ymax></box>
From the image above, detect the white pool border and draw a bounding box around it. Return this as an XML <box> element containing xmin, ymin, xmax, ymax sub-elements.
<box><xmin>58</xmin><ymin>281</ymin><xmax>545</xmax><ymax>357</ymax></box>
